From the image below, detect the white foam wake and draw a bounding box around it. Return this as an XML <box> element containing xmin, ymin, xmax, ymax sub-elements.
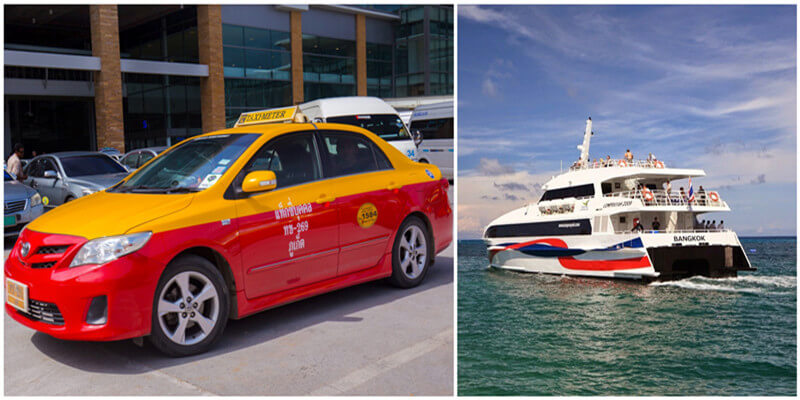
<box><xmin>694</xmin><ymin>275</ymin><xmax>796</xmax><ymax>288</ymax></box>
<box><xmin>650</xmin><ymin>280</ymin><xmax>764</xmax><ymax>294</ymax></box>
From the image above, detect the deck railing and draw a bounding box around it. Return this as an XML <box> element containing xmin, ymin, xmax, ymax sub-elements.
<box><xmin>604</xmin><ymin>189</ymin><xmax>726</xmax><ymax>208</ymax></box>
<box><xmin>613</xmin><ymin>228</ymin><xmax>732</xmax><ymax>234</ymax></box>
<box><xmin>569</xmin><ymin>158</ymin><xmax>668</xmax><ymax>171</ymax></box>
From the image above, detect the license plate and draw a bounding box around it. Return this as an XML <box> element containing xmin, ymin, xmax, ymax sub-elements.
<box><xmin>6</xmin><ymin>278</ymin><xmax>28</xmax><ymax>313</ymax></box>
<box><xmin>4</xmin><ymin>215</ymin><xmax>16</xmax><ymax>227</ymax></box>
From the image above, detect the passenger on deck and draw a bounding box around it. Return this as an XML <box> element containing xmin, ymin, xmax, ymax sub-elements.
<box><xmin>632</xmin><ymin>218</ymin><xmax>644</xmax><ymax>232</ymax></box>
<box><xmin>664</xmin><ymin>180</ymin><xmax>672</xmax><ymax>202</ymax></box>
<box><xmin>679</xmin><ymin>187</ymin><xmax>687</xmax><ymax>203</ymax></box>
<box><xmin>651</xmin><ymin>217</ymin><xmax>661</xmax><ymax>231</ymax></box>
<box><xmin>709</xmin><ymin>220</ymin><xmax>717</xmax><ymax>230</ymax></box>
<box><xmin>698</xmin><ymin>185</ymin><xmax>706</xmax><ymax>206</ymax></box>
<box><xmin>625</xmin><ymin>149</ymin><xmax>633</xmax><ymax>163</ymax></box>
<box><xmin>605</xmin><ymin>155</ymin><xmax>612</xmax><ymax>167</ymax></box>
<box><xmin>718</xmin><ymin>220</ymin><xmax>724</xmax><ymax>230</ymax></box>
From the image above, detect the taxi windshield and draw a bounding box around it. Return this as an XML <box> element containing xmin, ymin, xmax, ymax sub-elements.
<box><xmin>326</xmin><ymin>114</ymin><xmax>410</xmax><ymax>142</ymax></box>
<box><xmin>112</xmin><ymin>134</ymin><xmax>258</xmax><ymax>193</ymax></box>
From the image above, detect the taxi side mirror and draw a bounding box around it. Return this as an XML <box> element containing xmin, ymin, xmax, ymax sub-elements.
<box><xmin>242</xmin><ymin>170</ymin><xmax>277</xmax><ymax>193</ymax></box>
<box><xmin>413</xmin><ymin>129</ymin><xmax>424</xmax><ymax>147</ymax></box>
<box><xmin>43</xmin><ymin>170</ymin><xmax>58</xmax><ymax>179</ymax></box>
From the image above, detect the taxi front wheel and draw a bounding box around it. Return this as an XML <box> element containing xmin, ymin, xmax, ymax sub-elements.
<box><xmin>388</xmin><ymin>216</ymin><xmax>433</xmax><ymax>288</ymax></box>
<box><xmin>148</xmin><ymin>255</ymin><xmax>230</xmax><ymax>357</ymax></box>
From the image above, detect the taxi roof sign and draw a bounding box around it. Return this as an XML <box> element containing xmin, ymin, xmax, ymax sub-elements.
<box><xmin>235</xmin><ymin>106</ymin><xmax>303</xmax><ymax>127</ymax></box>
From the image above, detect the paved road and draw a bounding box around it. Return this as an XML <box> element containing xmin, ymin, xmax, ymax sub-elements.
<box><xmin>4</xmin><ymin>237</ymin><xmax>453</xmax><ymax>395</ymax></box>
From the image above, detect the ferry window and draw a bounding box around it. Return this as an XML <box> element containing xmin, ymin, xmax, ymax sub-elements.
<box><xmin>318</xmin><ymin>132</ymin><xmax>391</xmax><ymax>178</ymax></box>
<box><xmin>614</xmin><ymin>182</ymin><xmax>621</xmax><ymax>189</ymax></box>
<box><xmin>485</xmin><ymin>219</ymin><xmax>592</xmax><ymax>238</ymax></box>
<box><xmin>601</xmin><ymin>183</ymin><xmax>612</xmax><ymax>194</ymax></box>
<box><xmin>620</xmin><ymin>216</ymin><xmax>626</xmax><ymax>224</ymax></box>
<box><xmin>540</xmin><ymin>184</ymin><xmax>594</xmax><ymax>201</ymax></box>
<box><xmin>410</xmin><ymin>117</ymin><xmax>453</xmax><ymax>140</ymax></box>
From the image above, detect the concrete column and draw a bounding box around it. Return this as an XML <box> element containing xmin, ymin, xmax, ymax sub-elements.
<box><xmin>89</xmin><ymin>5</ymin><xmax>125</xmax><ymax>152</ymax></box>
<box><xmin>355</xmin><ymin>14</ymin><xmax>367</xmax><ymax>96</ymax></box>
<box><xmin>290</xmin><ymin>10</ymin><xmax>304</xmax><ymax>104</ymax></box>
<box><xmin>197</xmin><ymin>5</ymin><xmax>226</xmax><ymax>132</ymax></box>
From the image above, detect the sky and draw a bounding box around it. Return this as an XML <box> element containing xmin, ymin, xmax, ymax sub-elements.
<box><xmin>457</xmin><ymin>5</ymin><xmax>797</xmax><ymax>238</ymax></box>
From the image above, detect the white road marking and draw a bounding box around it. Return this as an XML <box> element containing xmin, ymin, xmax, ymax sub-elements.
<box><xmin>308</xmin><ymin>328</ymin><xmax>453</xmax><ymax>395</ymax></box>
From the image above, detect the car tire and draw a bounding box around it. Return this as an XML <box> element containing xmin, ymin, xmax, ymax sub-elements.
<box><xmin>388</xmin><ymin>216</ymin><xmax>434</xmax><ymax>288</ymax></box>
<box><xmin>418</xmin><ymin>158</ymin><xmax>429</xmax><ymax>164</ymax></box>
<box><xmin>148</xmin><ymin>255</ymin><xmax>229</xmax><ymax>357</ymax></box>
<box><xmin>64</xmin><ymin>196</ymin><xmax>74</xmax><ymax>203</ymax></box>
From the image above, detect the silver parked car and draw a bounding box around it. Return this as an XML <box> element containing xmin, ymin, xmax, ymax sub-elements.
<box><xmin>119</xmin><ymin>146</ymin><xmax>168</xmax><ymax>171</ymax></box>
<box><xmin>23</xmin><ymin>152</ymin><xmax>129</xmax><ymax>207</ymax></box>
<box><xmin>4</xmin><ymin>169</ymin><xmax>44</xmax><ymax>237</ymax></box>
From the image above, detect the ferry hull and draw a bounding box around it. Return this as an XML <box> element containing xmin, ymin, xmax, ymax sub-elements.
<box><xmin>486</xmin><ymin>231</ymin><xmax>754</xmax><ymax>281</ymax></box>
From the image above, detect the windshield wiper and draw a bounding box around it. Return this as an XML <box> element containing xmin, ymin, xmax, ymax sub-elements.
<box><xmin>163</xmin><ymin>187</ymin><xmax>201</xmax><ymax>194</ymax></box>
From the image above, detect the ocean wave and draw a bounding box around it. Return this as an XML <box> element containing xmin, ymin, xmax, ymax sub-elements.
<box><xmin>650</xmin><ymin>275</ymin><xmax>796</xmax><ymax>294</ymax></box>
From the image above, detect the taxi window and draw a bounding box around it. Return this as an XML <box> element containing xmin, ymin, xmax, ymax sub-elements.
<box><xmin>319</xmin><ymin>132</ymin><xmax>391</xmax><ymax>178</ymax></box>
<box><xmin>244</xmin><ymin>133</ymin><xmax>321</xmax><ymax>189</ymax></box>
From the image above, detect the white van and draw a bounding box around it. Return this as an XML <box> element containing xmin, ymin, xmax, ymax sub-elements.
<box><xmin>409</xmin><ymin>100</ymin><xmax>453</xmax><ymax>180</ymax></box>
<box><xmin>299</xmin><ymin>96</ymin><xmax>418</xmax><ymax>161</ymax></box>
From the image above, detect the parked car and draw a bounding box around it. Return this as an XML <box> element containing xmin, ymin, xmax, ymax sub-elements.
<box><xmin>5</xmin><ymin>106</ymin><xmax>452</xmax><ymax>356</ymax></box>
<box><xmin>99</xmin><ymin>147</ymin><xmax>123</xmax><ymax>161</ymax></box>
<box><xmin>23</xmin><ymin>152</ymin><xmax>129</xmax><ymax>207</ymax></box>
<box><xmin>4</xmin><ymin>169</ymin><xmax>44</xmax><ymax>237</ymax></box>
<box><xmin>120</xmin><ymin>146</ymin><xmax>168</xmax><ymax>171</ymax></box>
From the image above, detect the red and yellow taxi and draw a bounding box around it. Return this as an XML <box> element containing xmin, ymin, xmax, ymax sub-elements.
<box><xmin>5</xmin><ymin>106</ymin><xmax>452</xmax><ymax>356</ymax></box>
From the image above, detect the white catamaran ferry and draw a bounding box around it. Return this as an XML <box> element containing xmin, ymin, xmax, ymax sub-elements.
<box><xmin>484</xmin><ymin>118</ymin><xmax>755</xmax><ymax>281</ymax></box>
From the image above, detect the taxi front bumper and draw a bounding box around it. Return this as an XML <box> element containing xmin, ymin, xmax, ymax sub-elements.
<box><xmin>4</xmin><ymin>230</ymin><xmax>165</xmax><ymax>341</ymax></box>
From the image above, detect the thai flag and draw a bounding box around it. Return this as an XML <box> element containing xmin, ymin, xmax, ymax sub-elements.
<box><xmin>688</xmin><ymin>177</ymin><xmax>695</xmax><ymax>202</ymax></box>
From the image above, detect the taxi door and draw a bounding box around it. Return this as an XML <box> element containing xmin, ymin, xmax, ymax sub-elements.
<box><xmin>316</xmin><ymin>131</ymin><xmax>405</xmax><ymax>276</ymax></box>
<box><xmin>233</xmin><ymin>132</ymin><xmax>339</xmax><ymax>299</ymax></box>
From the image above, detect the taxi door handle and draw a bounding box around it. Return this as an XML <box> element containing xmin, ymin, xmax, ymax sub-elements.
<box><xmin>387</xmin><ymin>181</ymin><xmax>403</xmax><ymax>190</ymax></box>
<box><xmin>315</xmin><ymin>193</ymin><xmax>336</xmax><ymax>204</ymax></box>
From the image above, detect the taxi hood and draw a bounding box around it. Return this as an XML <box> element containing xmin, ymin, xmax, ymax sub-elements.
<box><xmin>25</xmin><ymin>191</ymin><xmax>194</xmax><ymax>240</ymax></box>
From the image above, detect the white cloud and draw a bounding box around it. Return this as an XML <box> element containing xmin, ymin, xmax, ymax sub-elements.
<box><xmin>481</xmin><ymin>78</ymin><xmax>498</xmax><ymax>98</ymax></box>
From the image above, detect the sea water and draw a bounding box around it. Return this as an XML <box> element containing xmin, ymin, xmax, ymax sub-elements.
<box><xmin>457</xmin><ymin>237</ymin><xmax>796</xmax><ymax>395</ymax></box>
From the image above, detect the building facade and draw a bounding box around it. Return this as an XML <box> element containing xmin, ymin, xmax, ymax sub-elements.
<box><xmin>4</xmin><ymin>4</ymin><xmax>453</xmax><ymax>154</ymax></box>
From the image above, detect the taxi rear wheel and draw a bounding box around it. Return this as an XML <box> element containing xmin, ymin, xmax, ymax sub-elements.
<box><xmin>148</xmin><ymin>255</ymin><xmax>230</xmax><ymax>357</ymax></box>
<box><xmin>388</xmin><ymin>216</ymin><xmax>433</xmax><ymax>288</ymax></box>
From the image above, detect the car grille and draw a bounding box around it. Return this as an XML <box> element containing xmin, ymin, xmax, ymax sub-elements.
<box><xmin>36</xmin><ymin>246</ymin><xmax>70</xmax><ymax>255</ymax></box>
<box><xmin>31</xmin><ymin>262</ymin><xmax>56</xmax><ymax>269</ymax></box>
<box><xmin>19</xmin><ymin>299</ymin><xmax>64</xmax><ymax>325</ymax></box>
<box><xmin>4</xmin><ymin>200</ymin><xmax>26</xmax><ymax>214</ymax></box>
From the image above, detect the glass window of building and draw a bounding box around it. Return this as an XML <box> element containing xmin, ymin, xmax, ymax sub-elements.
<box><xmin>302</xmin><ymin>34</ymin><xmax>357</xmax><ymax>101</ymax></box>
<box><xmin>119</xmin><ymin>6</ymin><xmax>199</xmax><ymax>64</ymax></box>
<box><xmin>394</xmin><ymin>5</ymin><xmax>453</xmax><ymax>97</ymax></box>
<box><xmin>5</xmin><ymin>5</ymin><xmax>92</xmax><ymax>55</ymax></box>
<box><xmin>367</xmin><ymin>42</ymin><xmax>393</xmax><ymax>98</ymax></box>
<box><xmin>123</xmin><ymin>74</ymin><xmax>202</xmax><ymax>149</ymax></box>
<box><xmin>223</xmin><ymin>24</ymin><xmax>292</xmax><ymax>124</ymax></box>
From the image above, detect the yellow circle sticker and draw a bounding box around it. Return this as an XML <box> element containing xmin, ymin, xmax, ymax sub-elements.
<box><xmin>357</xmin><ymin>203</ymin><xmax>378</xmax><ymax>228</ymax></box>
<box><xmin>42</xmin><ymin>196</ymin><xmax>49</xmax><ymax>206</ymax></box>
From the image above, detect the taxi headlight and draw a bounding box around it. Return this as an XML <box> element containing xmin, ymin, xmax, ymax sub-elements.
<box><xmin>70</xmin><ymin>232</ymin><xmax>152</xmax><ymax>268</ymax></box>
<box><xmin>29</xmin><ymin>193</ymin><xmax>41</xmax><ymax>207</ymax></box>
